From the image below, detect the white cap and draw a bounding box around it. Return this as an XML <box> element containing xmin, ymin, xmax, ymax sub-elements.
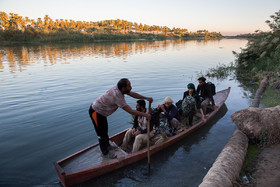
<box><xmin>164</xmin><ymin>96</ymin><xmax>173</xmax><ymax>104</ymax></box>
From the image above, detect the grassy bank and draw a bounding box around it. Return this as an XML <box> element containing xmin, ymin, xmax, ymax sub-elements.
<box><xmin>0</xmin><ymin>29</ymin><xmax>167</xmax><ymax>44</ymax></box>
<box><xmin>239</xmin><ymin>143</ymin><xmax>260</xmax><ymax>184</ymax></box>
<box><xmin>0</xmin><ymin>29</ymin><xmax>224</xmax><ymax>44</ymax></box>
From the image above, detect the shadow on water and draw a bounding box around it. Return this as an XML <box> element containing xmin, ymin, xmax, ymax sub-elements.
<box><xmin>75</xmin><ymin>104</ymin><xmax>228</xmax><ymax>187</ymax></box>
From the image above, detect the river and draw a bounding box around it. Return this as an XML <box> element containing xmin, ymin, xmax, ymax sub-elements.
<box><xmin>0</xmin><ymin>39</ymin><xmax>251</xmax><ymax>186</ymax></box>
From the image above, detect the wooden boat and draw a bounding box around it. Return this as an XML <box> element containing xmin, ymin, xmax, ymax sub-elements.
<box><xmin>54</xmin><ymin>87</ymin><xmax>231</xmax><ymax>187</ymax></box>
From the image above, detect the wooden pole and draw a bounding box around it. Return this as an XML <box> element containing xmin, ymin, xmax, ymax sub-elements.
<box><xmin>147</xmin><ymin>101</ymin><xmax>151</xmax><ymax>172</ymax></box>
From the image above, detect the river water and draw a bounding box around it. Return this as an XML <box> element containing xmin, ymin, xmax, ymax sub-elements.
<box><xmin>0</xmin><ymin>39</ymin><xmax>250</xmax><ymax>186</ymax></box>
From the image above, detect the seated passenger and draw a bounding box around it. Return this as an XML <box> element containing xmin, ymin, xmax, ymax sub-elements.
<box><xmin>121</xmin><ymin>99</ymin><xmax>154</xmax><ymax>153</ymax></box>
<box><xmin>156</xmin><ymin>96</ymin><xmax>180</xmax><ymax>133</ymax></box>
<box><xmin>182</xmin><ymin>83</ymin><xmax>206</xmax><ymax>126</ymax></box>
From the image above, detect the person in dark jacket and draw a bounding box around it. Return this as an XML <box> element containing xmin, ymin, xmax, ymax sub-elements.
<box><xmin>197</xmin><ymin>77</ymin><xmax>217</xmax><ymax>114</ymax></box>
<box><xmin>156</xmin><ymin>96</ymin><xmax>180</xmax><ymax>131</ymax></box>
<box><xmin>182</xmin><ymin>83</ymin><xmax>206</xmax><ymax>126</ymax></box>
<box><xmin>121</xmin><ymin>100</ymin><xmax>154</xmax><ymax>153</ymax></box>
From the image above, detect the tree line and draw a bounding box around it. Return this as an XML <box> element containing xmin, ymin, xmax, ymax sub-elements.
<box><xmin>0</xmin><ymin>12</ymin><xmax>223</xmax><ymax>42</ymax></box>
<box><xmin>234</xmin><ymin>10</ymin><xmax>280</xmax><ymax>77</ymax></box>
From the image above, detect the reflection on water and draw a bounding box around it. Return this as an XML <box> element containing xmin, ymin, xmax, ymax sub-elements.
<box><xmin>0</xmin><ymin>40</ymin><xmax>227</xmax><ymax>73</ymax></box>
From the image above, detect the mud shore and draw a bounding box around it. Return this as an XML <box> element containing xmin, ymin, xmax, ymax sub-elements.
<box><xmin>249</xmin><ymin>144</ymin><xmax>280</xmax><ymax>187</ymax></box>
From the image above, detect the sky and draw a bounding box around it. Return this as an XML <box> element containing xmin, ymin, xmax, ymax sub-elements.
<box><xmin>1</xmin><ymin>0</ymin><xmax>280</xmax><ymax>35</ymax></box>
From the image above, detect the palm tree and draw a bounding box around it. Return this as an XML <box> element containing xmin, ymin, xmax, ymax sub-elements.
<box><xmin>0</xmin><ymin>11</ymin><xmax>9</xmax><ymax>30</ymax></box>
<box><xmin>25</xmin><ymin>17</ymin><xmax>30</xmax><ymax>27</ymax></box>
<box><xmin>36</xmin><ymin>18</ymin><xmax>43</xmax><ymax>29</ymax></box>
<box><xmin>44</xmin><ymin>15</ymin><xmax>51</xmax><ymax>30</ymax></box>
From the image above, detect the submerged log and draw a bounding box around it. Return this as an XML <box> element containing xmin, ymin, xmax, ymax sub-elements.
<box><xmin>231</xmin><ymin>105</ymin><xmax>280</xmax><ymax>144</ymax></box>
<box><xmin>199</xmin><ymin>130</ymin><xmax>248</xmax><ymax>187</ymax></box>
<box><xmin>251</xmin><ymin>75</ymin><xmax>269</xmax><ymax>107</ymax></box>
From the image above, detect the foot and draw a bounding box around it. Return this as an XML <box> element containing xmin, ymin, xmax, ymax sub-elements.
<box><xmin>108</xmin><ymin>144</ymin><xmax>118</xmax><ymax>150</ymax></box>
<box><xmin>120</xmin><ymin>144</ymin><xmax>129</xmax><ymax>152</ymax></box>
<box><xmin>103</xmin><ymin>151</ymin><xmax>117</xmax><ymax>159</ymax></box>
<box><xmin>120</xmin><ymin>144</ymin><xmax>126</xmax><ymax>150</ymax></box>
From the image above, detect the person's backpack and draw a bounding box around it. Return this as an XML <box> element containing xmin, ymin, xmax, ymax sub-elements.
<box><xmin>207</xmin><ymin>82</ymin><xmax>216</xmax><ymax>95</ymax></box>
<box><xmin>181</xmin><ymin>96</ymin><xmax>197</xmax><ymax>116</ymax></box>
<box><xmin>175</xmin><ymin>99</ymin><xmax>183</xmax><ymax>115</ymax></box>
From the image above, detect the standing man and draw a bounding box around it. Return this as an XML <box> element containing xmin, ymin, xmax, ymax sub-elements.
<box><xmin>197</xmin><ymin>77</ymin><xmax>217</xmax><ymax>115</ymax></box>
<box><xmin>89</xmin><ymin>78</ymin><xmax>153</xmax><ymax>158</ymax></box>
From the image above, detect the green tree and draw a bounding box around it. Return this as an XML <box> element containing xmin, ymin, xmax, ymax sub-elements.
<box><xmin>265</xmin><ymin>10</ymin><xmax>280</xmax><ymax>34</ymax></box>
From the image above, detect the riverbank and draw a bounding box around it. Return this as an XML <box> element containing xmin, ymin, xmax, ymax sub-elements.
<box><xmin>0</xmin><ymin>30</ymin><xmax>167</xmax><ymax>44</ymax></box>
<box><xmin>249</xmin><ymin>144</ymin><xmax>280</xmax><ymax>187</ymax></box>
<box><xmin>0</xmin><ymin>32</ymin><xmax>224</xmax><ymax>46</ymax></box>
<box><xmin>199</xmin><ymin>75</ymin><xmax>280</xmax><ymax>186</ymax></box>
<box><xmin>242</xmin><ymin>84</ymin><xmax>280</xmax><ymax>186</ymax></box>
<box><xmin>200</xmin><ymin>10</ymin><xmax>280</xmax><ymax>183</ymax></box>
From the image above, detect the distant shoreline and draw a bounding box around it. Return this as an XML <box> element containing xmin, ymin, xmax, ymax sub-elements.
<box><xmin>0</xmin><ymin>34</ymin><xmax>226</xmax><ymax>46</ymax></box>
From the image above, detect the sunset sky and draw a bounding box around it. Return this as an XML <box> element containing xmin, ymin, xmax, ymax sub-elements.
<box><xmin>1</xmin><ymin>0</ymin><xmax>280</xmax><ymax>35</ymax></box>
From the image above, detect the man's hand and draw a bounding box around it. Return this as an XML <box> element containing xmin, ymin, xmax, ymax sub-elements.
<box><xmin>132</xmin><ymin>128</ymin><xmax>140</xmax><ymax>136</ymax></box>
<box><xmin>201</xmin><ymin>115</ymin><xmax>206</xmax><ymax>123</ymax></box>
<box><xmin>131</xmin><ymin>128</ymin><xmax>136</xmax><ymax>135</ymax></box>
<box><xmin>146</xmin><ymin>97</ymin><xmax>153</xmax><ymax>103</ymax></box>
<box><xmin>134</xmin><ymin>131</ymin><xmax>141</xmax><ymax>136</ymax></box>
<box><xmin>158</xmin><ymin>104</ymin><xmax>166</xmax><ymax>112</ymax></box>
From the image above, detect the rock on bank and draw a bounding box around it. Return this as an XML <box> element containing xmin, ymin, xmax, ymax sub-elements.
<box><xmin>231</xmin><ymin>105</ymin><xmax>280</xmax><ymax>144</ymax></box>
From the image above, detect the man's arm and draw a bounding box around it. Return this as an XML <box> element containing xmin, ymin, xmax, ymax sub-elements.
<box><xmin>199</xmin><ymin>108</ymin><xmax>206</xmax><ymax>122</ymax></box>
<box><xmin>127</xmin><ymin>91</ymin><xmax>153</xmax><ymax>103</ymax></box>
<box><xmin>122</xmin><ymin>105</ymin><xmax>151</xmax><ymax>119</ymax></box>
